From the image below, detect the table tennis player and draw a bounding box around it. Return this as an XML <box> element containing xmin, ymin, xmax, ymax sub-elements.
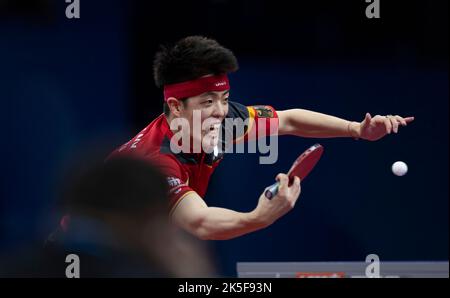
<box><xmin>108</xmin><ymin>36</ymin><xmax>414</xmax><ymax>240</ymax></box>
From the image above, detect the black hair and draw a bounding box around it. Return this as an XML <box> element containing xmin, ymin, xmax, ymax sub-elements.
<box><xmin>153</xmin><ymin>36</ymin><xmax>238</xmax><ymax>116</ymax></box>
<box><xmin>154</xmin><ymin>36</ymin><xmax>238</xmax><ymax>88</ymax></box>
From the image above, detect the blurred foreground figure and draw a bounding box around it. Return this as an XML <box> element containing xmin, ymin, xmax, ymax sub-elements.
<box><xmin>1</xmin><ymin>156</ymin><xmax>216</xmax><ymax>277</ymax></box>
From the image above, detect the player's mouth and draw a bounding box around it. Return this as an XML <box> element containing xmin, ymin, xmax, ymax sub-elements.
<box><xmin>204</xmin><ymin>123</ymin><xmax>221</xmax><ymax>138</ymax></box>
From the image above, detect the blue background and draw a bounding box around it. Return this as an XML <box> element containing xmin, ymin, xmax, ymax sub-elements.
<box><xmin>0</xmin><ymin>0</ymin><xmax>447</xmax><ymax>276</ymax></box>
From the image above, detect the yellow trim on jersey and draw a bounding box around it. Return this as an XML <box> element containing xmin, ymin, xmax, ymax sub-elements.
<box><xmin>233</xmin><ymin>106</ymin><xmax>255</xmax><ymax>144</ymax></box>
<box><xmin>169</xmin><ymin>190</ymin><xmax>196</xmax><ymax>217</ymax></box>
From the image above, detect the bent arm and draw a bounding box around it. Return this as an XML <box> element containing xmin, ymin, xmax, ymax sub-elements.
<box><xmin>171</xmin><ymin>192</ymin><xmax>265</xmax><ymax>240</ymax></box>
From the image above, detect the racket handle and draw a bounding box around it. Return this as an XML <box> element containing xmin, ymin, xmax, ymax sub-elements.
<box><xmin>265</xmin><ymin>181</ymin><xmax>280</xmax><ymax>199</ymax></box>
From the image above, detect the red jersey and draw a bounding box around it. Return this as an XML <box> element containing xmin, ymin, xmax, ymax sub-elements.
<box><xmin>108</xmin><ymin>101</ymin><xmax>279</xmax><ymax>214</ymax></box>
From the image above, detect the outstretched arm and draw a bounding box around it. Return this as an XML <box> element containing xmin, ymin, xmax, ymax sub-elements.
<box><xmin>278</xmin><ymin>109</ymin><xmax>414</xmax><ymax>141</ymax></box>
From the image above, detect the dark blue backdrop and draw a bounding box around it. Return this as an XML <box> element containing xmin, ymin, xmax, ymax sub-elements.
<box><xmin>206</xmin><ymin>60</ymin><xmax>448</xmax><ymax>275</ymax></box>
<box><xmin>0</xmin><ymin>0</ymin><xmax>447</xmax><ymax>277</ymax></box>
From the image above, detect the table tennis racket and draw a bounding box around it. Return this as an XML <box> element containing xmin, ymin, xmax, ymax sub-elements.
<box><xmin>264</xmin><ymin>144</ymin><xmax>324</xmax><ymax>199</ymax></box>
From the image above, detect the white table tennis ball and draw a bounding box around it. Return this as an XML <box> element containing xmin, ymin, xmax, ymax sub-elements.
<box><xmin>392</xmin><ymin>161</ymin><xmax>408</xmax><ymax>176</ymax></box>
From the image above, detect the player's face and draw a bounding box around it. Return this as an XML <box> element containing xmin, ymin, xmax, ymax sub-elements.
<box><xmin>182</xmin><ymin>90</ymin><xmax>230</xmax><ymax>150</ymax></box>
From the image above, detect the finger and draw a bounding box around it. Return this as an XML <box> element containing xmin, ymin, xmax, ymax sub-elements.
<box><xmin>290</xmin><ymin>176</ymin><xmax>301</xmax><ymax>191</ymax></box>
<box><xmin>360</xmin><ymin>113</ymin><xmax>372</xmax><ymax>132</ymax></box>
<box><xmin>395</xmin><ymin>115</ymin><xmax>407</xmax><ymax>126</ymax></box>
<box><xmin>276</xmin><ymin>173</ymin><xmax>289</xmax><ymax>190</ymax></box>
<box><xmin>275</xmin><ymin>173</ymin><xmax>285</xmax><ymax>181</ymax></box>
<box><xmin>389</xmin><ymin>117</ymin><xmax>399</xmax><ymax>133</ymax></box>
<box><xmin>364</xmin><ymin>113</ymin><xmax>372</xmax><ymax>125</ymax></box>
<box><xmin>383</xmin><ymin>117</ymin><xmax>392</xmax><ymax>134</ymax></box>
<box><xmin>404</xmin><ymin>116</ymin><xmax>415</xmax><ymax>123</ymax></box>
<box><xmin>287</xmin><ymin>177</ymin><xmax>301</xmax><ymax>206</ymax></box>
<box><xmin>294</xmin><ymin>176</ymin><xmax>301</xmax><ymax>196</ymax></box>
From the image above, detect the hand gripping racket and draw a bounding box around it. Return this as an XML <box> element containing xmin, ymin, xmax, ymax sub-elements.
<box><xmin>265</xmin><ymin>144</ymin><xmax>324</xmax><ymax>199</ymax></box>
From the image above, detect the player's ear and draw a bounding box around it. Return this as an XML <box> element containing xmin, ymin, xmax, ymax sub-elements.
<box><xmin>166</xmin><ymin>97</ymin><xmax>183</xmax><ymax>117</ymax></box>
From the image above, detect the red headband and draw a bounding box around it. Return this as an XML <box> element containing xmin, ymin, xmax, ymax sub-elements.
<box><xmin>163</xmin><ymin>74</ymin><xmax>230</xmax><ymax>101</ymax></box>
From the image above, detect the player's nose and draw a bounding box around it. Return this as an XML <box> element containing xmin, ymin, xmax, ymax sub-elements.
<box><xmin>212</xmin><ymin>101</ymin><xmax>227</xmax><ymax>118</ymax></box>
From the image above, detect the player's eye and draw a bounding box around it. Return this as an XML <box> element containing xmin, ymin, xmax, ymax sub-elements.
<box><xmin>202</xmin><ymin>99</ymin><xmax>213</xmax><ymax>105</ymax></box>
